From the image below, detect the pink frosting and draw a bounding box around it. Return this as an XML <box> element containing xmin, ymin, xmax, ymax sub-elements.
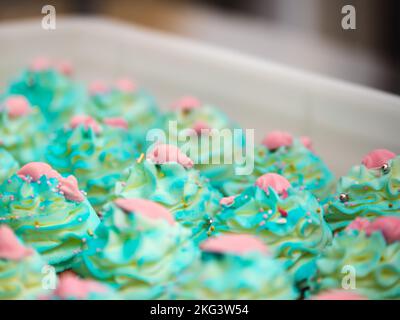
<box><xmin>312</xmin><ymin>290</ymin><xmax>367</xmax><ymax>300</ymax></box>
<box><xmin>147</xmin><ymin>144</ymin><xmax>194</xmax><ymax>169</ymax></box>
<box><xmin>347</xmin><ymin>217</ymin><xmax>371</xmax><ymax>232</ymax></box>
<box><xmin>59</xmin><ymin>175</ymin><xmax>85</xmax><ymax>202</ymax></box>
<box><xmin>192</xmin><ymin>120</ymin><xmax>211</xmax><ymax>135</ymax></box>
<box><xmin>3</xmin><ymin>95</ymin><xmax>32</xmax><ymax>118</ymax></box>
<box><xmin>300</xmin><ymin>136</ymin><xmax>313</xmax><ymax>151</ymax></box>
<box><xmin>30</xmin><ymin>57</ymin><xmax>52</xmax><ymax>71</ymax></box>
<box><xmin>262</xmin><ymin>131</ymin><xmax>293</xmax><ymax>150</ymax></box>
<box><xmin>104</xmin><ymin>117</ymin><xmax>129</xmax><ymax>130</ymax></box>
<box><xmin>171</xmin><ymin>96</ymin><xmax>201</xmax><ymax>111</ymax></box>
<box><xmin>220</xmin><ymin>196</ymin><xmax>236</xmax><ymax>206</ymax></box>
<box><xmin>255</xmin><ymin>173</ymin><xmax>291</xmax><ymax>198</ymax></box>
<box><xmin>0</xmin><ymin>225</ymin><xmax>33</xmax><ymax>260</ymax></box>
<box><xmin>115</xmin><ymin>78</ymin><xmax>136</xmax><ymax>93</ymax></box>
<box><xmin>114</xmin><ymin>198</ymin><xmax>175</xmax><ymax>225</ymax></box>
<box><xmin>55</xmin><ymin>60</ymin><xmax>73</xmax><ymax>76</ymax></box>
<box><xmin>200</xmin><ymin>234</ymin><xmax>268</xmax><ymax>256</ymax></box>
<box><xmin>89</xmin><ymin>80</ymin><xmax>109</xmax><ymax>95</ymax></box>
<box><xmin>361</xmin><ymin>149</ymin><xmax>396</xmax><ymax>169</ymax></box>
<box><xmin>55</xmin><ymin>272</ymin><xmax>107</xmax><ymax>300</ymax></box>
<box><xmin>70</xmin><ymin>115</ymin><xmax>102</xmax><ymax>134</ymax></box>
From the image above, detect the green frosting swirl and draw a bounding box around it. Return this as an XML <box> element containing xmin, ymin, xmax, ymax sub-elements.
<box><xmin>0</xmin><ymin>175</ymin><xmax>100</xmax><ymax>271</ymax></box>
<box><xmin>327</xmin><ymin>156</ymin><xmax>400</xmax><ymax>232</ymax></box>
<box><xmin>314</xmin><ymin>230</ymin><xmax>400</xmax><ymax>299</ymax></box>
<box><xmin>73</xmin><ymin>201</ymin><xmax>199</xmax><ymax>299</ymax></box>
<box><xmin>46</xmin><ymin>125</ymin><xmax>138</xmax><ymax>210</ymax></box>
<box><xmin>173</xmin><ymin>251</ymin><xmax>298</xmax><ymax>299</ymax></box>
<box><xmin>223</xmin><ymin>140</ymin><xmax>335</xmax><ymax>201</ymax></box>
<box><xmin>115</xmin><ymin>159</ymin><xmax>221</xmax><ymax>242</ymax></box>
<box><xmin>216</xmin><ymin>185</ymin><xmax>332</xmax><ymax>283</ymax></box>
<box><xmin>0</xmin><ymin>148</ymin><xmax>19</xmax><ymax>185</ymax></box>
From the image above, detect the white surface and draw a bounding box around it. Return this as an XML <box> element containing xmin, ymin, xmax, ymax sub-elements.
<box><xmin>0</xmin><ymin>16</ymin><xmax>399</xmax><ymax>176</ymax></box>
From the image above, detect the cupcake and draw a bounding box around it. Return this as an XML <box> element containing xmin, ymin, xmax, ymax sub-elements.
<box><xmin>313</xmin><ymin>216</ymin><xmax>400</xmax><ymax>300</ymax></box>
<box><xmin>0</xmin><ymin>148</ymin><xmax>19</xmax><ymax>185</ymax></box>
<box><xmin>73</xmin><ymin>198</ymin><xmax>198</xmax><ymax>299</ymax></box>
<box><xmin>45</xmin><ymin>115</ymin><xmax>138</xmax><ymax>210</ymax></box>
<box><xmin>6</xmin><ymin>58</ymin><xmax>86</xmax><ymax>129</ymax></box>
<box><xmin>216</xmin><ymin>173</ymin><xmax>332</xmax><ymax>284</ymax></box>
<box><xmin>173</xmin><ymin>234</ymin><xmax>298</xmax><ymax>299</ymax></box>
<box><xmin>0</xmin><ymin>162</ymin><xmax>100</xmax><ymax>271</ymax></box>
<box><xmin>0</xmin><ymin>225</ymin><xmax>51</xmax><ymax>300</ymax></box>
<box><xmin>160</xmin><ymin>96</ymin><xmax>246</xmax><ymax>192</ymax></box>
<box><xmin>0</xmin><ymin>95</ymin><xmax>47</xmax><ymax>164</ymax></box>
<box><xmin>222</xmin><ymin>131</ymin><xmax>335</xmax><ymax>201</ymax></box>
<box><xmin>115</xmin><ymin>144</ymin><xmax>221</xmax><ymax>241</ymax></box>
<box><xmin>86</xmin><ymin>78</ymin><xmax>161</xmax><ymax>151</ymax></box>
<box><xmin>326</xmin><ymin>149</ymin><xmax>399</xmax><ymax>232</ymax></box>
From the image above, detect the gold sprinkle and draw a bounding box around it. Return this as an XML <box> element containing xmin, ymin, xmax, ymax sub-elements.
<box><xmin>389</xmin><ymin>203</ymin><xmax>393</xmax><ymax>208</ymax></box>
<box><xmin>210</xmin><ymin>226</ymin><xmax>215</xmax><ymax>232</ymax></box>
<box><xmin>136</xmin><ymin>153</ymin><xmax>145</xmax><ymax>164</ymax></box>
<box><xmin>316</xmin><ymin>208</ymin><xmax>321</xmax><ymax>213</ymax></box>
<box><xmin>159</xmin><ymin>172</ymin><xmax>165</xmax><ymax>178</ymax></box>
<box><xmin>87</xmin><ymin>229</ymin><xmax>94</xmax><ymax>236</ymax></box>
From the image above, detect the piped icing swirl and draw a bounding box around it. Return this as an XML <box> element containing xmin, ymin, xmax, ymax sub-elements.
<box><xmin>326</xmin><ymin>150</ymin><xmax>400</xmax><ymax>232</ymax></box>
<box><xmin>173</xmin><ymin>234</ymin><xmax>298</xmax><ymax>299</ymax></box>
<box><xmin>73</xmin><ymin>199</ymin><xmax>198</xmax><ymax>299</ymax></box>
<box><xmin>216</xmin><ymin>173</ymin><xmax>332</xmax><ymax>283</ymax></box>
<box><xmin>0</xmin><ymin>148</ymin><xmax>19</xmax><ymax>185</ymax></box>
<box><xmin>0</xmin><ymin>163</ymin><xmax>100</xmax><ymax>271</ymax></box>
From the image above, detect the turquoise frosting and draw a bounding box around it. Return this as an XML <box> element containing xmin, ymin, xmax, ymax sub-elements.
<box><xmin>0</xmin><ymin>174</ymin><xmax>100</xmax><ymax>271</ymax></box>
<box><xmin>0</xmin><ymin>101</ymin><xmax>47</xmax><ymax>164</ymax></box>
<box><xmin>223</xmin><ymin>140</ymin><xmax>335</xmax><ymax>201</ymax></box>
<box><xmin>87</xmin><ymin>88</ymin><xmax>161</xmax><ymax>152</ymax></box>
<box><xmin>73</xmin><ymin>201</ymin><xmax>199</xmax><ymax>299</ymax></box>
<box><xmin>173</xmin><ymin>250</ymin><xmax>298</xmax><ymax>299</ymax></box>
<box><xmin>0</xmin><ymin>148</ymin><xmax>19</xmax><ymax>185</ymax></box>
<box><xmin>216</xmin><ymin>185</ymin><xmax>332</xmax><ymax>284</ymax></box>
<box><xmin>327</xmin><ymin>156</ymin><xmax>400</xmax><ymax>232</ymax></box>
<box><xmin>46</xmin><ymin>125</ymin><xmax>138</xmax><ymax>210</ymax></box>
<box><xmin>7</xmin><ymin>68</ymin><xmax>86</xmax><ymax>129</ymax></box>
<box><xmin>314</xmin><ymin>230</ymin><xmax>400</xmax><ymax>299</ymax></box>
<box><xmin>115</xmin><ymin>159</ymin><xmax>221</xmax><ymax>242</ymax></box>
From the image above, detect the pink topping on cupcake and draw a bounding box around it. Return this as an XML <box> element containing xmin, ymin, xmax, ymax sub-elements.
<box><xmin>3</xmin><ymin>95</ymin><xmax>32</xmax><ymax>118</ymax></box>
<box><xmin>147</xmin><ymin>144</ymin><xmax>194</xmax><ymax>169</ymax></box>
<box><xmin>192</xmin><ymin>120</ymin><xmax>211</xmax><ymax>135</ymax></box>
<box><xmin>300</xmin><ymin>136</ymin><xmax>313</xmax><ymax>151</ymax></box>
<box><xmin>172</xmin><ymin>96</ymin><xmax>201</xmax><ymax>111</ymax></box>
<box><xmin>220</xmin><ymin>196</ymin><xmax>236</xmax><ymax>206</ymax></box>
<box><xmin>104</xmin><ymin>117</ymin><xmax>129</xmax><ymax>130</ymax></box>
<box><xmin>200</xmin><ymin>234</ymin><xmax>268</xmax><ymax>256</ymax></box>
<box><xmin>0</xmin><ymin>225</ymin><xmax>33</xmax><ymax>260</ymax></box>
<box><xmin>262</xmin><ymin>131</ymin><xmax>293</xmax><ymax>150</ymax></box>
<box><xmin>347</xmin><ymin>217</ymin><xmax>371</xmax><ymax>232</ymax></box>
<box><xmin>70</xmin><ymin>115</ymin><xmax>102</xmax><ymax>134</ymax></box>
<box><xmin>30</xmin><ymin>57</ymin><xmax>52</xmax><ymax>71</ymax></box>
<box><xmin>361</xmin><ymin>149</ymin><xmax>396</xmax><ymax>169</ymax></box>
<box><xmin>114</xmin><ymin>198</ymin><xmax>175</xmax><ymax>225</ymax></box>
<box><xmin>89</xmin><ymin>80</ymin><xmax>109</xmax><ymax>95</ymax></box>
<box><xmin>311</xmin><ymin>290</ymin><xmax>367</xmax><ymax>300</ymax></box>
<box><xmin>55</xmin><ymin>272</ymin><xmax>107</xmax><ymax>300</ymax></box>
<box><xmin>17</xmin><ymin>162</ymin><xmax>84</xmax><ymax>203</ymax></box>
<box><xmin>115</xmin><ymin>78</ymin><xmax>136</xmax><ymax>93</ymax></box>
<box><xmin>255</xmin><ymin>173</ymin><xmax>291</xmax><ymax>198</ymax></box>
<box><xmin>55</xmin><ymin>60</ymin><xmax>73</xmax><ymax>76</ymax></box>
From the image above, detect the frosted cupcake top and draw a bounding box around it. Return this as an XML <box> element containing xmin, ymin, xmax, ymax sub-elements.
<box><xmin>0</xmin><ymin>148</ymin><xmax>19</xmax><ymax>185</ymax></box>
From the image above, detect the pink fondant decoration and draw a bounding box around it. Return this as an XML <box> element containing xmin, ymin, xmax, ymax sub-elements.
<box><xmin>220</xmin><ymin>196</ymin><xmax>236</xmax><ymax>206</ymax></box>
<box><xmin>262</xmin><ymin>131</ymin><xmax>293</xmax><ymax>150</ymax></box>
<box><xmin>300</xmin><ymin>136</ymin><xmax>313</xmax><ymax>151</ymax></box>
<box><xmin>346</xmin><ymin>217</ymin><xmax>372</xmax><ymax>232</ymax></box>
<box><xmin>255</xmin><ymin>173</ymin><xmax>291</xmax><ymax>197</ymax></box>
<box><xmin>114</xmin><ymin>198</ymin><xmax>175</xmax><ymax>225</ymax></box>
<box><xmin>70</xmin><ymin>115</ymin><xmax>102</xmax><ymax>134</ymax></box>
<box><xmin>171</xmin><ymin>96</ymin><xmax>201</xmax><ymax>111</ymax></box>
<box><xmin>361</xmin><ymin>149</ymin><xmax>396</xmax><ymax>169</ymax></box>
<box><xmin>3</xmin><ymin>96</ymin><xmax>32</xmax><ymax>118</ymax></box>
<box><xmin>89</xmin><ymin>80</ymin><xmax>109</xmax><ymax>95</ymax></box>
<box><xmin>366</xmin><ymin>217</ymin><xmax>400</xmax><ymax>244</ymax></box>
<box><xmin>200</xmin><ymin>234</ymin><xmax>268</xmax><ymax>256</ymax></box>
<box><xmin>104</xmin><ymin>117</ymin><xmax>129</xmax><ymax>130</ymax></box>
<box><xmin>192</xmin><ymin>120</ymin><xmax>211</xmax><ymax>135</ymax></box>
<box><xmin>55</xmin><ymin>60</ymin><xmax>73</xmax><ymax>76</ymax></box>
<box><xmin>59</xmin><ymin>175</ymin><xmax>84</xmax><ymax>202</ymax></box>
<box><xmin>18</xmin><ymin>162</ymin><xmax>61</xmax><ymax>181</ymax></box>
<box><xmin>55</xmin><ymin>272</ymin><xmax>107</xmax><ymax>300</ymax></box>
<box><xmin>0</xmin><ymin>225</ymin><xmax>33</xmax><ymax>260</ymax></box>
<box><xmin>30</xmin><ymin>57</ymin><xmax>52</xmax><ymax>71</ymax></box>
<box><xmin>147</xmin><ymin>144</ymin><xmax>194</xmax><ymax>169</ymax></box>
<box><xmin>115</xmin><ymin>78</ymin><xmax>136</xmax><ymax>93</ymax></box>
<box><xmin>312</xmin><ymin>290</ymin><xmax>367</xmax><ymax>300</ymax></box>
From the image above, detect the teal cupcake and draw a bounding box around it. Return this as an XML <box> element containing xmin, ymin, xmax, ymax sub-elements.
<box><xmin>6</xmin><ymin>58</ymin><xmax>86</xmax><ymax>129</ymax></box>
<box><xmin>0</xmin><ymin>225</ymin><xmax>51</xmax><ymax>300</ymax></box>
<box><xmin>0</xmin><ymin>162</ymin><xmax>100</xmax><ymax>271</ymax></box>
<box><xmin>222</xmin><ymin>131</ymin><xmax>334</xmax><ymax>201</ymax></box>
<box><xmin>0</xmin><ymin>148</ymin><xmax>19</xmax><ymax>185</ymax></box>
<box><xmin>86</xmin><ymin>79</ymin><xmax>161</xmax><ymax>152</ymax></box>
<box><xmin>173</xmin><ymin>234</ymin><xmax>298</xmax><ymax>299</ymax></box>
<box><xmin>73</xmin><ymin>198</ymin><xmax>199</xmax><ymax>299</ymax></box>
<box><xmin>115</xmin><ymin>144</ymin><xmax>221</xmax><ymax>242</ymax></box>
<box><xmin>0</xmin><ymin>95</ymin><xmax>47</xmax><ymax>164</ymax></box>
<box><xmin>313</xmin><ymin>218</ymin><xmax>400</xmax><ymax>300</ymax></box>
<box><xmin>216</xmin><ymin>173</ymin><xmax>332</xmax><ymax>284</ymax></box>
<box><xmin>327</xmin><ymin>149</ymin><xmax>400</xmax><ymax>232</ymax></box>
<box><xmin>45</xmin><ymin>115</ymin><xmax>138</xmax><ymax>210</ymax></box>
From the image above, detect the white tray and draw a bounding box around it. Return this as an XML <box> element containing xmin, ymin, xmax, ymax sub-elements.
<box><xmin>1</xmin><ymin>16</ymin><xmax>399</xmax><ymax>176</ymax></box>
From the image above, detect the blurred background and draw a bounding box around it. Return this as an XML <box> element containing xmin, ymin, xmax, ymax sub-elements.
<box><xmin>0</xmin><ymin>0</ymin><xmax>399</xmax><ymax>95</ymax></box>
